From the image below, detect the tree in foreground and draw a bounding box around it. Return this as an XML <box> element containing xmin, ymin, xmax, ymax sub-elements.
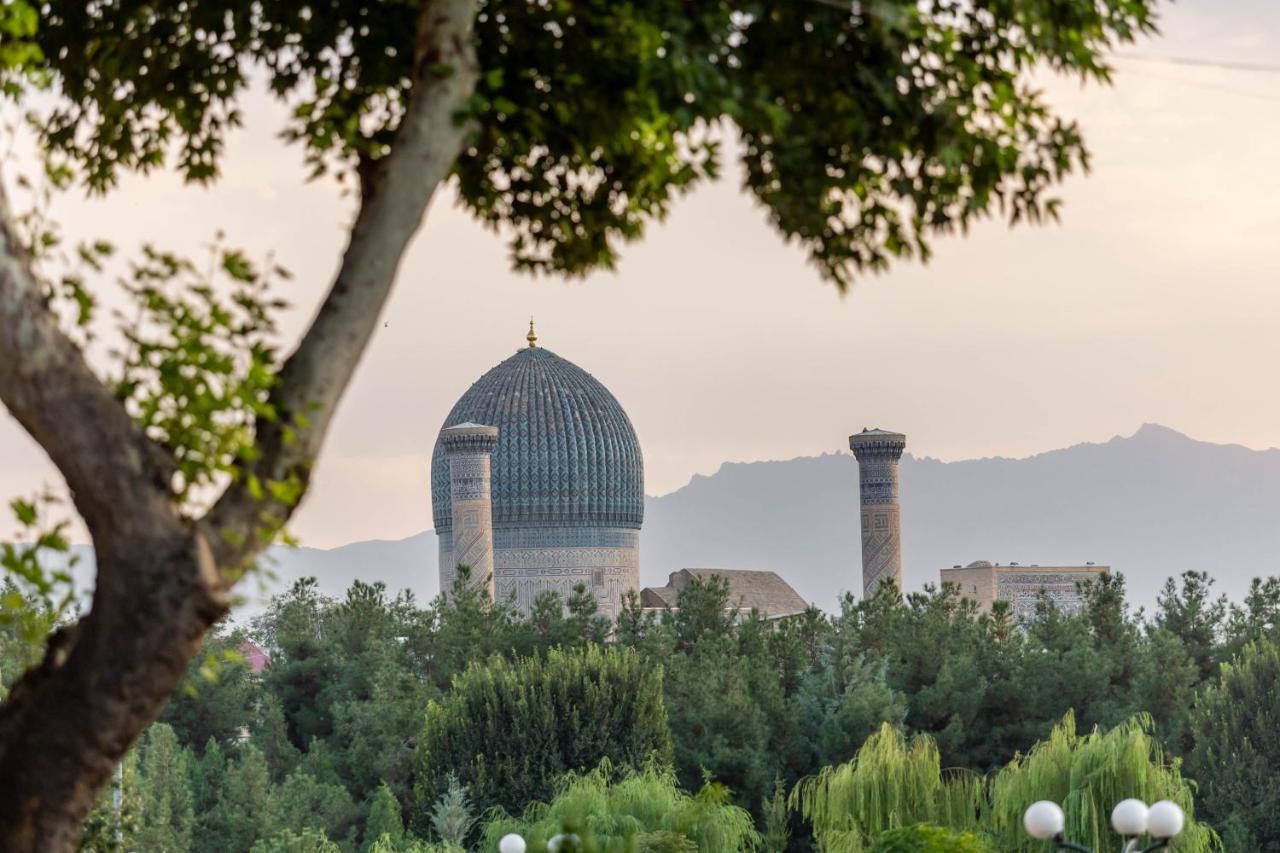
<box><xmin>479</xmin><ymin>762</ymin><xmax>760</xmax><ymax>852</ymax></box>
<box><xmin>0</xmin><ymin>0</ymin><xmax>1159</xmax><ymax>846</ymax></box>
<box><xmin>1187</xmin><ymin>640</ymin><xmax>1280</xmax><ymax>852</ymax></box>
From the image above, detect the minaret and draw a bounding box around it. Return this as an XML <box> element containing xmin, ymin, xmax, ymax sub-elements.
<box><xmin>440</xmin><ymin>423</ymin><xmax>500</xmax><ymax>598</ymax></box>
<box><xmin>849</xmin><ymin>428</ymin><xmax>907</xmax><ymax>599</ymax></box>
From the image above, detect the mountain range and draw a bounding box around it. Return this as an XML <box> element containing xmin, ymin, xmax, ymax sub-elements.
<box><xmin>241</xmin><ymin>423</ymin><xmax>1279</xmax><ymax>613</ymax></box>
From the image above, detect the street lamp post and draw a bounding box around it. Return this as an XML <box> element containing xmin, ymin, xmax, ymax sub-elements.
<box><xmin>1024</xmin><ymin>799</ymin><xmax>1186</xmax><ymax>852</ymax></box>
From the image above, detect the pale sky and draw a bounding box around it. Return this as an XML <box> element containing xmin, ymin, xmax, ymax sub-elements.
<box><xmin>3</xmin><ymin>0</ymin><xmax>1279</xmax><ymax>548</ymax></box>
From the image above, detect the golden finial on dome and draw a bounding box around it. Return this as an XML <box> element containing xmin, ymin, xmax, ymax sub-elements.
<box><xmin>526</xmin><ymin>317</ymin><xmax>538</xmax><ymax>348</ymax></box>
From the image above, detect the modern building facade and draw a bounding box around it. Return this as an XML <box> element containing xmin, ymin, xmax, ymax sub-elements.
<box><xmin>940</xmin><ymin>561</ymin><xmax>1110</xmax><ymax>619</ymax></box>
<box><xmin>431</xmin><ymin>324</ymin><xmax>644</xmax><ymax>618</ymax></box>
<box><xmin>849</xmin><ymin>428</ymin><xmax>907</xmax><ymax>599</ymax></box>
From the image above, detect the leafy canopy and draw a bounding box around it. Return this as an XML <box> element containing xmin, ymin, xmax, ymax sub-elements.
<box><xmin>11</xmin><ymin>0</ymin><xmax>1158</xmax><ymax>287</ymax></box>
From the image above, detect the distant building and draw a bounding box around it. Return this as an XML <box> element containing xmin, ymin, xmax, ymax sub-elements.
<box><xmin>431</xmin><ymin>322</ymin><xmax>644</xmax><ymax>619</ymax></box>
<box><xmin>849</xmin><ymin>428</ymin><xmax>907</xmax><ymax>599</ymax></box>
<box><xmin>940</xmin><ymin>561</ymin><xmax>1109</xmax><ymax>619</ymax></box>
<box><xmin>641</xmin><ymin>569</ymin><xmax>810</xmax><ymax>621</ymax></box>
<box><xmin>237</xmin><ymin>641</ymin><xmax>269</xmax><ymax>674</ymax></box>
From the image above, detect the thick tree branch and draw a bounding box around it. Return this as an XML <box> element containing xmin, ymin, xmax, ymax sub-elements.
<box><xmin>0</xmin><ymin>184</ymin><xmax>176</xmax><ymax>544</ymax></box>
<box><xmin>0</xmin><ymin>2</ymin><xmax>479</xmax><ymax>846</ymax></box>
<box><xmin>0</xmin><ymin>177</ymin><xmax>227</xmax><ymax>853</ymax></box>
<box><xmin>201</xmin><ymin>0</ymin><xmax>480</xmax><ymax>572</ymax></box>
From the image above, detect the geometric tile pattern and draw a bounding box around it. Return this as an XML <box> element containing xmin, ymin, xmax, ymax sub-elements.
<box><xmin>439</xmin><ymin>526</ymin><xmax>640</xmax><ymax>619</ymax></box>
<box><xmin>432</xmin><ymin>343</ymin><xmax>644</xmax><ymax>617</ymax></box>
<box><xmin>849</xmin><ymin>429</ymin><xmax>907</xmax><ymax>599</ymax></box>
<box><xmin>431</xmin><ymin>346</ymin><xmax>644</xmax><ymax>534</ymax></box>
<box><xmin>440</xmin><ymin>424</ymin><xmax>500</xmax><ymax>598</ymax></box>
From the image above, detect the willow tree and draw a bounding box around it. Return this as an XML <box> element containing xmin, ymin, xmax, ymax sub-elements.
<box><xmin>479</xmin><ymin>762</ymin><xmax>761</xmax><ymax>852</ymax></box>
<box><xmin>0</xmin><ymin>0</ymin><xmax>1157</xmax><ymax>847</ymax></box>
<box><xmin>791</xmin><ymin>723</ymin><xmax>986</xmax><ymax>851</ymax></box>
<box><xmin>793</xmin><ymin>716</ymin><xmax>1217</xmax><ymax>852</ymax></box>
<box><xmin>986</xmin><ymin>714</ymin><xmax>1217</xmax><ymax>852</ymax></box>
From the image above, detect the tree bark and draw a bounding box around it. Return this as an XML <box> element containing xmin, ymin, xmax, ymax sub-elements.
<box><xmin>0</xmin><ymin>0</ymin><xmax>478</xmax><ymax>847</ymax></box>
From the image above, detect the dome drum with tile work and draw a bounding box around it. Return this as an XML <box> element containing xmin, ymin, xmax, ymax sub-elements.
<box><xmin>432</xmin><ymin>339</ymin><xmax>643</xmax><ymax>618</ymax></box>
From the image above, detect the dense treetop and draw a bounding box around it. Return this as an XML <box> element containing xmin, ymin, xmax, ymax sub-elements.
<box><xmin>9</xmin><ymin>0</ymin><xmax>1158</xmax><ymax>285</ymax></box>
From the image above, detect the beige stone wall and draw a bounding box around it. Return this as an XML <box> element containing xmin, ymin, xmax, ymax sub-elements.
<box><xmin>440</xmin><ymin>425</ymin><xmax>499</xmax><ymax>598</ymax></box>
<box><xmin>941</xmin><ymin>565</ymin><xmax>1109</xmax><ymax>618</ymax></box>
<box><xmin>940</xmin><ymin>567</ymin><xmax>999</xmax><ymax>610</ymax></box>
<box><xmin>860</xmin><ymin>504</ymin><xmax>902</xmax><ymax>598</ymax></box>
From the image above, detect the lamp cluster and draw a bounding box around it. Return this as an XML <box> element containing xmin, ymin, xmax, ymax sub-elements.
<box><xmin>1024</xmin><ymin>798</ymin><xmax>1186</xmax><ymax>851</ymax></box>
<box><xmin>499</xmin><ymin>802</ymin><xmax>1186</xmax><ymax>853</ymax></box>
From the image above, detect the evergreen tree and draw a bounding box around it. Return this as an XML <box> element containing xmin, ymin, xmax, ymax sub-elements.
<box><xmin>206</xmin><ymin>743</ymin><xmax>276</xmax><ymax>852</ymax></box>
<box><xmin>252</xmin><ymin>694</ymin><xmax>302</xmax><ymax>783</ymax></box>
<box><xmin>159</xmin><ymin>628</ymin><xmax>256</xmax><ymax>754</ymax></box>
<box><xmin>250</xmin><ymin>827</ymin><xmax>343</xmax><ymax>853</ymax></box>
<box><xmin>428</xmin><ymin>774</ymin><xmax>475</xmax><ymax>847</ymax></box>
<box><xmin>363</xmin><ymin>782</ymin><xmax>406</xmax><ymax>852</ymax></box>
<box><xmin>564</xmin><ymin>583</ymin><xmax>611</xmax><ymax>647</ymax></box>
<box><xmin>267</xmin><ymin>767</ymin><xmax>360</xmax><ymax>847</ymax></box>
<box><xmin>415</xmin><ymin>645</ymin><xmax>671</xmax><ymax>820</ymax></box>
<box><xmin>1154</xmin><ymin>571</ymin><xmax>1227</xmax><ymax>683</ymax></box>
<box><xmin>1187</xmin><ymin>640</ymin><xmax>1280</xmax><ymax>852</ymax></box>
<box><xmin>1222</xmin><ymin>577</ymin><xmax>1280</xmax><ymax>658</ymax></box>
<box><xmin>189</xmin><ymin>738</ymin><xmax>228</xmax><ymax>853</ymax></box>
<box><xmin>134</xmin><ymin>724</ymin><xmax>195</xmax><ymax>852</ymax></box>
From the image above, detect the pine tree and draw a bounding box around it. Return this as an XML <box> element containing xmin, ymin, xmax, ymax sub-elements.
<box><xmin>208</xmin><ymin>743</ymin><xmax>276</xmax><ymax>852</ymax></box>
<box><xmin>429</xmin><ymin>775</ymin><xmax>474</xmax><ymax>846</ymax></box>
<box><xmin>363</xmin><ymin>782</ymin><xmax>406</xmax><ymax>851</ymax></box>
<box><xmin>1188</xmin><ymin>639</ymin><xmax>1280</xmax><ymax>852</ymax></box>
<box><xmin>252</xmin><ymin>693</ymin><xmax>302</xmax><ymax>783</ymax></box>
<box><xmin>135</xmin><ymin>724</ymin><xmax>195</xmax><ymax>852</ymax></box>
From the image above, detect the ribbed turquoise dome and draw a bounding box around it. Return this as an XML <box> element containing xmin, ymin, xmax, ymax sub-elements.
<box><xmin>431</xmin><ymin>346</ymin><xmax>644</xmax><ymax>533</ymax></box>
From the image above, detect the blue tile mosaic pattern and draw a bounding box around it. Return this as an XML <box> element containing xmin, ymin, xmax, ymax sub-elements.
<box><xmin>432</xmin><ymin>347</ymin><xmax>644</xmax><ymax>533</ymax></box>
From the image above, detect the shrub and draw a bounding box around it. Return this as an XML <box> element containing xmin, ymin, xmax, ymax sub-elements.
<box><xmin>415</xmin><ymin>646</ymin><xmax>671</xmax><ymax>821</ymax></box>
<box><xmin>479</xmin><ymin>761</ymin><xmax>759</xmax><ymax>852</ymax></box>
<box><xmin>869</xmin><ymin>824</ymin><xmax>993</xmax><ymax>852</ymax></box>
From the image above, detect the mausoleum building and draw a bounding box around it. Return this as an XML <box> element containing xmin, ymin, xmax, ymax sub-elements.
<box><xmin>431</xmin><ymin>324</ymin><xmax>644</xmax><ymax>618</ymax></box>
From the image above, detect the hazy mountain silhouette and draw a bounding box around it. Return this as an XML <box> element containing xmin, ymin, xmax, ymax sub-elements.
<box><xmin>52</xmin><ymin>424</ymin><xmax>1270</xmax><ymax>614</ymax></box>
<box><xmin>642</xmin><ymin>423</ymin><xmax>1280</xmax><ymax>610</ymax></box>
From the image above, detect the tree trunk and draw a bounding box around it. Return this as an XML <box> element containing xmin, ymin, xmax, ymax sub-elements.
<box><xmin>0</xmin><ymin>0</ymin><xmax>478</xmax><ymax>847</ymax></box>
<box><xmin>0</xmin><ymin>527</ymin><xmax>227</xmax><ymax>851</ymax></box>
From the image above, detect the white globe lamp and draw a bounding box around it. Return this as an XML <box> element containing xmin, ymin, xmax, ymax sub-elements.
<box><xmin>1147</xmin><ymin>800</ymin><xmax>1186</xmax><ymax>839</ymax></box>
<box><xmin>1024</xmin><ymin>800</ymin><xmax>1066</xmax><ymax>840</ymax></box>
<box><xmin>498</xmin><ymin>834</ymin><xmax>527</xmax><ymax>853</ymax></box>
<box><xmin>1111</xmin><ymin>799</ymin><xmax>1149</xmax><ymax>837</ymax></box>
